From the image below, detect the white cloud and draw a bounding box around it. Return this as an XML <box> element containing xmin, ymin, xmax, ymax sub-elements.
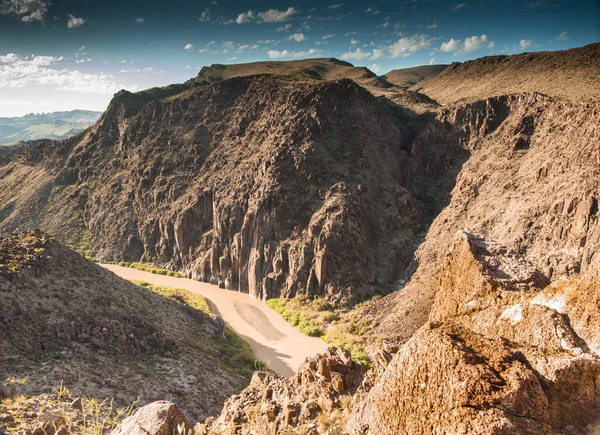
<box><xmin>371</xmin><ymin>48</ymin><xmax>384</xmax><ymax>60</ymax></box>
<box><xmin>135</xmin><ymin>17</ymin><xmax>145</xmax><ymax>24</ymax></box>
<box><xmin>237</xmin><ymin>7</ymin><xmax>297</xmax><ymax>24</ymax></box>
<box><xmin>0</xmin><ymin>53</ymin><xmax>132</xmax><ymax>94</ymax></box>
<box><xmin>427</xmin><ymin>22</ymin><xmax>438</xmax><ymax>29</ymax></box>
<box><xmin>268</xmin><ymin>48</ymin><xmax>321</xmax><ymax>58</ymax></box>
<box><xmin>519</xmin><ymin>39</ymin><xmax>532</xmax><ymax>49</ymax></box>
<box><xmin>261</xmin><ymin>7</ymin><xmax>297</xmax><ymax>22</ymax></box>
<box><xmin>365</xmin><ymin>6</ymin><xmax>380</xmax><ymax>14</ymax></box>
<box><xmin>378</xmin><ymin>19</ymin><xmax>390</xmax><ymax>29</ymax></box>
<box><xmin>439</xmin><ymin>34</ymin><xmax>494</xmax><ymax>55</ymax></box>
<box><xmin>388</xmin><ymin>34</ymin><xmax>433</xmax><ymax>58</ymax></box>
<box><xmin>0</xmin><ymin>0</ymin><xmax>49</xmax><ymax>22</ymax></box>
<box><xmin>322</xmin><ymin>34</ymin><xmax>335</xmax><ymax>39</ymax></box>
<box><xmin>340</xmin><ymin>48</ymin><xmax>371</xmax><ymax>60</ymax></box>
<box><xmin>328</xmin><ymin>3</ymin><xmax>343</xmax><ymax>9</ymax></box>
<box><xmin>277</xmin><ymin>23</ymin><xmax>292</xmax><ymax>31</ymax></box>
<box><xmin>184</xmin><ymin>43</ymin><xmax>194</xmax><ymax>51</ymax></box>
<box><xmin>287</xmin><ymin>33</ymin><xmax>306</xmax><ymax>42</ymax></box>
<box><xmin>67</xmin><ymin>14</ymin><xmax>85</xmax><ymax>28</ymax></box>
<box><xmin>429</xmin><ymin>57</ymin><xmax>437</xmax><ymax>65</ymax></box>
<box><xmin>235</xmin><ymin>10</ymin><xmax>255</xmax><ymax>23</ymax></box>
<box><xmin>450</xmin><ymin>3</ymin><xmax>467</xmax><ymax>10</ymax></box>
<box><xmin>370</xmin><ymin>63</ymin><xmax>381</xmax><ymax>74</ymax></box>
<box><xmin>350</xmin><ymin>38</ymin><xmax>359</xmax><ymax>45</ymax></box>
<box><xmin>199</xmin><ymin>9</ymin><xmax>211</xmax><ymax>22</ymax></box>
<box><xmin>556</xmin><ymin>31</ymin><xmax>569</xmax><ymax>41</ymax></box>
<box><xmin>119</xmin><ymin>67</ymin><xmax>163</xmax><ymax>74</ymax></box>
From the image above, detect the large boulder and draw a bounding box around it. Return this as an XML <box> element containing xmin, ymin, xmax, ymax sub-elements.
<box><xmin>110</xmin><ymin>402</ymin><xmax>192</xmax><ymax>435</ymax></box>
<box><xmin>348</xmin><ymin>323</ymin><xmax>600</xmax><ymax>435</ymax></box>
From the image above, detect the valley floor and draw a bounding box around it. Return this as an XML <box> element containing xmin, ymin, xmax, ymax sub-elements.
<box><xmin>101</xmin><ymin>264</ymin><xmax>329</xmax><ymax>376</ymax></box>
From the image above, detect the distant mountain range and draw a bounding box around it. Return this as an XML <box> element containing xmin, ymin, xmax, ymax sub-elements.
<box><xmin>0</xmin><ymin>110</ymin><xmax>102</xmax><ymax>146</ymax></box>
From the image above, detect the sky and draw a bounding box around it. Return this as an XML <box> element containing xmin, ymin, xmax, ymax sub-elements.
<box><xmin>0</xmin><ymin>0</ymin><xmax>598</xmax><ymax>117</ymax></box>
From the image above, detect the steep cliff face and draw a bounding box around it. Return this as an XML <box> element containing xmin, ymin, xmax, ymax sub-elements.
<box><xmin>364</xmin><ymin>92</ymin><xmax>600</xmax><ymax>341</ymax></box>
<box><xmin>0</xmin><ymin>75</ymin><xmax>424</xmax><ymax>303</ymax></box>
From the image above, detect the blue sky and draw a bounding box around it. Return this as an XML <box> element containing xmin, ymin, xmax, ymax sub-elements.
<box><xmin>0</xmin><ymin>0</ymin><xmax>598</xmax><ymax>116</ymax></box>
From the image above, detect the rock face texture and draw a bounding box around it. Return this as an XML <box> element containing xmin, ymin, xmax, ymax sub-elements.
<box><xmin>364</xmin><ymin>92</ymin><xmax>600</xmax><ymax>342</ymax></box>
<box><xmin>347</xmin><ymin>231</ymin><xmax>600</xmax><ymax>435</ymax></box>
<box><xmin>206</xmin><ymin>348</ymin><xmax>369</xmax><ymax>435</ymax></box>
<box><xmin>411</xmin><ymin>43</ymin><xmax>600</xmax><ymax>103</ymax></box>
<box><xmin>0</xmin><ymin>232</ymin><xmax>253</xmax><ymax>421</ymax></box>
<box><xmin>0</xmin><ymin>73</ymin><xmax>424</xmax><ymax>303</ymax></box>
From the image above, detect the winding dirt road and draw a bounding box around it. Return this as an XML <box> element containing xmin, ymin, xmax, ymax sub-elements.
<box><xmin>101</xmin><ymin>264</ymin><xmax>329</xmax><ymax>377</ymax></box>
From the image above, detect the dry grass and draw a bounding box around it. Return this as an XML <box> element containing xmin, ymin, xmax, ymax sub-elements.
<box><xmin>0</xmin><ymin>381</ymin><xmax>139</xmax><ymax>435</ymax></box>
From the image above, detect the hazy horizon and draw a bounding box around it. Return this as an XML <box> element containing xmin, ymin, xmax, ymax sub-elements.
<box><xmin>1</xmin><ymin>0</ymin><xmax>598</xmax><ymax>117</ymax></box>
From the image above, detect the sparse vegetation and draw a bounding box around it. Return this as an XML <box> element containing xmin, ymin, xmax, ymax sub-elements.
<box><xmin>266</xmin><ymin>296</ymin><xmax>338</xmax><ymax>337</ymax></box>
<box><xmin>266</xmin><ymin>295</ymin><xmax>376</xmax><ymax>366</ymax></box>
<box><xmin>118</xmin><ymin>261</ymin><xmax>183</xmax><ymax>277</ymax></box>
<box><xmin>0</xmin><ymin>380</ymin><xmax>139</xmax><ymax>435</ymax></box>
<box><xmin>132</xmin><ymin>280</ymin><xmax>210</xmax><ymax>314</ymax></box>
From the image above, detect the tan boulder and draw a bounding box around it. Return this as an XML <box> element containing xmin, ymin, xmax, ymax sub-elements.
<box><xmin>110</xmin><ymin>402</ymin><xmax>192</xmax><ymax>435</ymax></box>
<box><xmin>348</xmin><ymin>323</ymin><xmax>600</xmax><ymax>435</ymax></box>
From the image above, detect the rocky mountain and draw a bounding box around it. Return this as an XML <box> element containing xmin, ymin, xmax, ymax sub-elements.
<box><xmin>2</xmin><ymin>44</ymin><xmax>600</xmax><ymax>435</ymax></box>
<box><xmin>0</xmin><ymin>231</ymin><xmax>255</xmax><ymax>423</ymax></box>
<box><xmin>0</xmin><ymin>110</ymin><xmax>101</xmax><ymax>146</ymax></box>
<box><xmin>194</xmin><ymin>58</ymin><xmax>393</xmax><ymax>92</ymax></box>
<box><xmin>0</xmin><ymin>72</ymin><xmax>426</xmax><ymax>304</ymax></box>
<box><xmin>380</xmin><ymin>64</ymin><xmax>448</xmax><ymax>88</ymax></box>
<box><xmin>411</xmin><ymin>43</ymin><xmax>600</xmax><ymax>104</ymax></box>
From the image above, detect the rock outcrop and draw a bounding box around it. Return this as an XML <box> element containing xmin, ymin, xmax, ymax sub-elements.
<box><xmin>365</xmin><ymin>91</ymin><xmax>600</xmax><ymax>342</ymax></box>
<box><xmin>206</xmin><ymin>348</ymin><xmax>369</xmax><ymax>435</ymax></box>
<box><xmin>348</xmin><ymin>231</ymin><xmax>600</xmax><ymax>435</ymax></box>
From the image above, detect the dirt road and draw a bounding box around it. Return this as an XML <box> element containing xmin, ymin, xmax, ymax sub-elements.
<box><xmin>101</xmin><ymin>264</ymin><xmax>329</xmax><ymax>376</ymax></box>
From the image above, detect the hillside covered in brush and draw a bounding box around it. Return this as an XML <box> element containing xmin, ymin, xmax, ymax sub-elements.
<box><xmin>0</xmin><ymin>231</ymin><xmax>256</xmax><ymax>422</ymax></box>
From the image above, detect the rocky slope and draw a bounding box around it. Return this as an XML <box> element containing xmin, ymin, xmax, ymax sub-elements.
<box><xmin>2</xmin><ymin>45</ymin><xmax>599</xmax><ymax>435</ymax></box>
<box><xmin>0</xmin><ymin>231</ymin><xmax>255</xmax><ymax>423</ymax></box>
<box><xmin>363</xmin><ymin>91</ymin><xmax>600</xmax><ymax>343</ymax></box>
<box><xmin>381</xmin><ymin>64</ymin><xmax>448</xmax><ymax>88</ymax></box>
<box><xmin>0</xmin><ymin>74</ymin><xmax>426</xmax><ymax>304</ymax></box>
<box><xmin>201</xmin><ymin>230</ymin><xmax>600</xmax><ymax>434</ymax></box>
<box><xmin>412</xmin><ymin>43</ymin><xmax>600</xmax><ymax>104</ymax></box>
